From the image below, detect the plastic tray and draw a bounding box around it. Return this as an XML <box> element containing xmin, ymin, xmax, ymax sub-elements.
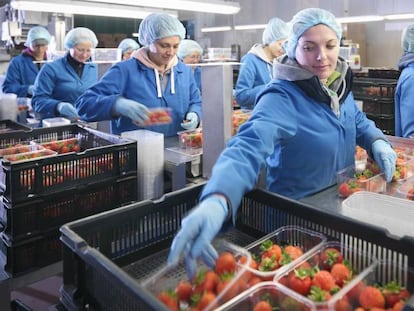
<box><xmin>232</xmin><ymin>109</ymin><xmax>251</xmax><ymax>135</ymax></box>
<box><xmin>143</xmin><ymin>108</ymin><xmax>172</xmax><ymax>126</ymax></box>
<box><xmin>141</xmin><ymin>239</ymin><xmax>251</xmax><ymax>311</ymax></box>
<box><xmin>242</xmin><ymin>226</ymin><xmax>326</xmax><ymax>281</ymax></box>
<box><xmin>274</xmin><ymin>241</ymin><xmax>378</xmax><ymax>310</ymax></box>
<box><xmin>0</xmin><ymin>175</ymin><xmax>137</xmax><ymax>242</ymax></box>
<box><xmin>0</xmin><ymin>124</ymin><xmax>137</xmax><ymax>203</ymax></box>
<box><xmin>0</xmin><ymin>142</ymin><xmax>42</xmax><ymax>157</ymax></box>
<box><xmin>337</xmin><ymin>164</ymin><xmax>386</xmax><ymax>198</ymax></box>
<box><xmin>177</xmin><ymin>128</ymin><xmax>203</xmax><ymax>149</ymax></box>
<box><xmin>341</xmin><ymin>191</ymin><xmax>414</xmax><ymax>238</ymax></box>
<box><xmin>42</xmin><ymin>117</ymin><xmax>71</xmax><ymax>127</ymax></box>
<box><xmin>2</xmin><ymin>148</ymin><xmax>57</xmax><ymax>163</ymax></box>
<box><xmin>59</xmin><ymin>183</ymin><xmax>414</xmax><ymax>311</ymax></box>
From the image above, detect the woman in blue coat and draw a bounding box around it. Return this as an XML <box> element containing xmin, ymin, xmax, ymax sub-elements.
<box><xmin>177</xmin><ymin>39</ymin><xmax>203</xmax><ymax>93</ymax></box>
<box><xmin>2</xmin><ymin>26</ymin><xmax>51</xmax><ymax>97</ymax></box>
<box><xmin>75</xmin><ymin>13</ymin><xmax>202</xmax><ymax>137</ymax></box>
<box><xmin>395</xmin><ymin>24</ymin><xmax>414</xmax><ymax>138</ymax></box>
<box><xmin>32</xmin><ymin>27</ymin><xmax>98</xmax><ymax>121</ymax></box>
<box><xmin>234</xmin><ymin>17</ymin><xmax>289</xmax><ymax>109</ymax></box>
<box><xmin>168</xmin><ymin>8</ymin><xmax>397</xmax><ymax>275</ymax></box>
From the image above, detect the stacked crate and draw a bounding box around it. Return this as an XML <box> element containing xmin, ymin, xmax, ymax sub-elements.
<box><xmin>0</xmin><ymin>124</ymin><xmax>138</xmax><ymax>276</ymax></box>
<box><xmin>352</xmin><ymin>69</ymin><xmax>400</xmax><ymax>135</ymax></box>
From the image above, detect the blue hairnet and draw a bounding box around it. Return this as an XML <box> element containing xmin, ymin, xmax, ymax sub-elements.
<box><xmin>118</xmin><ymin>38</ymin><xmax>140</xmax><ymax>54</ymax></box>
<box><xmin>25</xmin><ymin>26</ymin><xmax>51</xmax><ymax>47</ymax></box>
<box><xmin>262</xmin><ymin>17</ymin><xmax>290</xmax><ymax>45</ymax></box>
<box><xmin>401</xmin><ymin>24</ymin><xmax>414</xmax><ymax>53</ymax></box>
<box><xmin>287</xmin><ymin>8</ymin><xmax>342</xmax><ymax>59</ymax></box>
<box><xmin>64</xmin><ymin>27</ymin><xmax>98</xmax><ymax>49</ymax></box>
<box><xmin>138</xmin><ymin>13</ymin><xmax>186</xmax><ymax>46</ymax></box>
<box><xmin>177</xmin><ymin>39</ymin><xmax>203</xmax><ymax>59</ymax></box>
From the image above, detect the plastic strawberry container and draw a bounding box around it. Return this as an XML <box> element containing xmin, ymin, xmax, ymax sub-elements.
<box><xmin>337</xmin><ymin>164</ymin><xmax>386</xmax><ymax>198</ymax></box>
<box><xmin>273</xmin><ymin>241</ymin><xmax>378</xmax><ymax>311</ymax></box>
<box><xmin>2</xmin><ymin>148</ymin><xmax>57</xmax><ymax>163</ymax></box>
<box><xmin>329</xmin><ymin>260</ymin><xmax>414</xmax><ymax>310</ymax></box>
<box><xmin>232</xmin><ymin>109</ymin><xmax>252</xmax><ymax>135</ymax></box>
<box><xmin>177</xmin><ymin>128</ymin><xmax>203</xmax><ymax>149</ymax></box>
<box><xmin>243</xmin><ymin>226</ymin><xmax>326</xmax><ymax>282</ymax></box>
<box><xmin>216</xmin><ymin>281</ymin><xmax>315</xmax><ymax>311</ymax></box>
<box><xmin>140</xmin><ymin>239</ymin><xmax>251</xmax><ymax>311</ymax></box>
<box><xmin>342</xmin><ymin>191</ymin><xmax>414</xmax><ymax>239</ymax></box>
<box><xmin>144</xmin><ymin>107</ymin><xmax>172</xmax><ymax>126</ymax></box>
<box><xmin>0</xmin><ymin>142</ymin><xmax>43</xmax><ymax>157</ymax></box>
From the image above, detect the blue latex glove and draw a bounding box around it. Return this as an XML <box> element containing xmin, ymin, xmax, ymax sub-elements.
<box><xmin>167</xmin><ymin>196</ymin><xmax>229</xmax><ymax>278</ymax></box>
<box><xmin>56</xmin><ymin>102</ymin><xmax>79</xmax><ymax>119</ymax></box>
<box><xmin>27</xmin><ymin>85</ymin><xmax>35</xmax><ymax>96</ymax></box>
<box><xmin>180</xmin><ymin>112</ymin><xmax>198</xmax><ymax>130</ymax></box>
<box><xmin>113</xmin><ymin>97</ymin><xmax>149</xmax><ymax>125</ymax></box>
<box><xmin>372</xmin><ymin>139</ymin><xmax>397</xmax><ymax>182</ymax></box>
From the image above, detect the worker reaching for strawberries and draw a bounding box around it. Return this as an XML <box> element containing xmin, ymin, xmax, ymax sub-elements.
<box><xmin>168</xmin><ymin>8</ymin><xmax>397</xmax><ymax>277</ymax></box>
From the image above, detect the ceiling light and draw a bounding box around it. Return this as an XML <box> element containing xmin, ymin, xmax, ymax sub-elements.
<box><xmin>201</xmin><ymin>26</ymin><xmax>232</xmax><ymax>33</ymax></box>
<box><xmin>385</xmin><ymin>13</ymin><xmax>414</xmax><ymax>20</ymax></box>
<box><xmin>336</xmin><ymin>15</ymin><xmax>384</xmax><ymax>24</ymax></box>
<box><xmin>10</xmin><ymin>0</ymin><xmax>177</xmax><ymax>19</ymax></box>
<box><xmin>234</xmin><ymin>24</ymin><xmax>267</xmax><ymax>30</ymax></box>
<box><xmin>87</xmin><ymin>0</ymin><xmax>240</xmax><ymax>15</ymax></box>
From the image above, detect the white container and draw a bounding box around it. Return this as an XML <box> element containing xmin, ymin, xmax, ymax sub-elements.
<box><xmin>0</xmin><ymin>93</ymin><xmax>18</xmax><ymax>121</ymax></box>
<box><xmin>121</xmin><ymin>129</ymin><xmax>164</xmax><ymax>201</ymax></box>
<box><xmin>91</xmin><ymin>48</ymin><xmax>122</xmax><ymax>62</ymax></box>
<box><xmin>42</xmin><ymin>117</ymin><xmax>71</xmax><ymax>127</ymax></box>
<box><xmin>341</xmin><ymin>191</ymin><xmax>414</xmax><ymax>238</ymax></box>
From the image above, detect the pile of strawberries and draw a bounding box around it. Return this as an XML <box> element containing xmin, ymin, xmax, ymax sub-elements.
<box><xmin>156</xmin><ymin>252</ymin><xmax>251</xmax><ymax>311</ymax></box>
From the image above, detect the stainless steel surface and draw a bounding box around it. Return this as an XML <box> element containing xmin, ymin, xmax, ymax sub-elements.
<box><xmin>201</xmin><ymin>64</ymin><xmax>234</xmax><ymax>179</ymax></box>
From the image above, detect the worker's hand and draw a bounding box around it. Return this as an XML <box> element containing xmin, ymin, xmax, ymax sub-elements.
<box><xmin>372</xmin><ymin>139</ymin><xmax>397</xmax><ymax>182</ymax></box>
<box><xmin>180</xmin><ymin>112</ymin><xmax>199</xmax><ymax>130</ymax></box>
<box><xmin>113</xmin><ymin>97</ymin><xmax>149</xmax><ymax>125</ymax></box>
<box><xmin>56</xmin><ymin>102</ymin><xmax>79</xmax><ymax>119</ymax></box>
<box><xmin>167</xmin><ymin>196</ymin><xmax>228</xmax><ymax>278</ymax></box>
<box><xmin>27</xmin><ymin>85</ymin><xmax>35</xmax><ymax>96</ymax></box>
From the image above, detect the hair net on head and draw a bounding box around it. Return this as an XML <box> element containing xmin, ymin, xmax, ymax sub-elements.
<box><xmin>262</xmin><ymin>17</ymin><xmax>290</xmax><ymax>45</ymax></box>
<box><xmin>401</xmin><ymin>24</ymin><xmax>414</xmax><ymax>53</ymax></box>
<box><xmin>25</xmin><ymin>26</ymin><xmax>51</xmax><ymax>47</ymax></box>
<box><xmin>118</xmin><ymin>38</ymin><xmax>140</xmax><ymax>54</ymax></box>
<box><xmin>64</xmin><ymin>27</ymin><xmax>98</xmax><ymax>49</ymax></box>
<box><xmin>138</xmin><ymin>13</ymin><xmax>186</xmax><ymax>46</ymax></box>
<box><xmin>286</xmin><ymin>8</ymin><xmax>342</xmax><ymax>59</ymax></box>
<box><xmin>177</xmin><ymin>39</ymin><xmax>203</xmax><ymax>59</ymax></box>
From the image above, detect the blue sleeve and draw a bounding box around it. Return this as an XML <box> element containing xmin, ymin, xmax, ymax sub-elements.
<box><xmin>235</xmin><ymin>55</ymin><xmax>267</xmax><ymax>109</ymax></box>
<box><xmin>397</xmin><ymin>72</ymin><xmax>414</xmax><ymax>137</ymax></box>
<box><xmin>75</xmin><ymin>64</ymin><xmax>124</xmax><ymax>122</ymax></box>
<box><xmin>32</xmin><ymin>63</ymin><xmax>61</xmax><ymax>117</ymax></box>
<box><xmin>2</xmin><ymin>56</ymin><xmax>31</xmax><ymax>97</ymax></box>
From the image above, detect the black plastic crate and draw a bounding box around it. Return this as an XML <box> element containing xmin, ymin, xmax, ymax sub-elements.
<box><xmin>0</xmin><ymin>120</ymin><xmax>31</xmax><ymax>135</ymax></box>
<box><xmin>0</xmin><ymin>124</ymin><xmax>137</xmax><ymax>203</ymax></box>
<box><xmin>363</xmin><ymin>98</ymin><xmax>394</xmax><ymax>115</ymax></box>
<box><xmin>366</xmin><ymin>113</ymin><xmax>395</xmax><ymax>134</ymax></box>
<box><xmin>0</xmin><ymin>228</ymin><xmax>61</xmax><ymax>276</ymax></box>
<box><xmin>352</xmin><ymin>77</ymin><xmax>397</xmax><ymax>100</ymax></box>
<box><xmin>368</xmin><ymin>68</ymin><xmax>401</xmax><ymax>79</ymax></box>
<box><xmin>0</xmin><ymin>175</ymin><xmax>137</xmax><ymax>241</ymax></box>
<box><xmin>59</xmin><ymin>183</ymin><xmax>414</xmax><ymax>311</ymax></box>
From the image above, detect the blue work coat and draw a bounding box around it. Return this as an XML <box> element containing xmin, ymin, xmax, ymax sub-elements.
<box><xmin>2</xmin><ymin>53</ymin><xmax>40</xmax><ymax>97</ymax></box>
<box><xmin>202</xmin><ymin>74</ymin><xmax>386</xmax><ymax>213</ymax></box>
<box><xmin>235</xmin><ymin>52</ymin><xmax>273</xmax><ymax>109</ymax></box>
<box><xmin>75</xmin><ymin>58</ymin><xmax>202</xmax><ymax>137</ymax></box>
<box><xmin>395</xmin><ymin>63</ymin><xmax>414</xmax><ymax>137</ymax></box>
<box><xmin>32</xmin><ymin>54</ymin><xmax>98</xmax><ymax>119</ymax></box>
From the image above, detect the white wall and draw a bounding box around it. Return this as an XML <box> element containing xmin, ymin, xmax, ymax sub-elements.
<box><xmin>181</xmin><ymin>0</ymin><xmax>414</xmax><ymax>68</ymax></box>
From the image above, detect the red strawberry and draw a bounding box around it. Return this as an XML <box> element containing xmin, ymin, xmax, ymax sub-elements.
<box><xmin>359</xmin><ymin>286</ymin><xmax>385</xmax><ymax>309</ymax></box>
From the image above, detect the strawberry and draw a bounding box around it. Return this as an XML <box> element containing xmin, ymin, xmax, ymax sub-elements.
<box><xmin>288</xmin><ymin>267</ymin><xmax>312</xmax><ymax>296</ymax></box>
<box><xmin>320</xmin><ymin>248</ymin><xmax>343</xmax><ymax>271</ymax></box>
<box><xmin>311</xmin><ymin>270</ymin><xmax>339</xmax><ymax>292</ymax></box>
<box><xmin>381</xmin><ymin>280</ymin><xmax>411</xmax><ymax>308</ymax></box>
<box><xmin>307</xmin><ymin>286</ymin><xmax>331</xmax><ymax>302</ymax></box>
<box><xmin>359</xmin><ymin>285</ymin><xmax>385</xmax><ymax>309</ymax></box>
<box><xmin>330</xmin><ymin>263</ymin><xmax>352</xmax><ymax>287</ymax></box>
